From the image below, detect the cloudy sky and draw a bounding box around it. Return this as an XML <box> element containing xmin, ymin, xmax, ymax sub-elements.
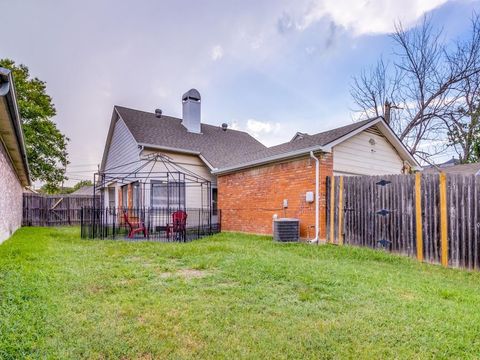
<box><xmin>1</xmin><ymin>0</ymin><xmax>478</xmax><ymax>184</ymax></box>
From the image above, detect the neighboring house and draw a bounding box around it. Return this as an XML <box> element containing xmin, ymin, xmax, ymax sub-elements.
<box><xmin>70</xmin><ymin>185</ymin><xmax>98</xmax><ymax>196</ymax></box>
<box><xmin>423</xmin><ymin>161</ymin><xmax>480</xmax><ymax>176</ymax></box>
<box><xmin>0</xmin><ymin>67</ymin><xmax>30</xmax><ymax>243</ymax></box>
<box><xmin>100</xmin><ymin>89</ymin><xmax>418</xmax><ymax>239</ymax></box>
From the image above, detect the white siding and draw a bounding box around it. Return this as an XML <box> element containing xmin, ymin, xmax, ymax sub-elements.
<box><xmin>333</xmin><ymin>129</ymin><xmax>404</xmax><ymax>176</ymax></box>
<box><xmin>104</xmin><ymin>118</ymin><xmax>141</xmax><ymax>176</ymax></box>
<box><xmin>103</xmin><ymin>118</ymin><xmax>142</xmax><ymax>208</ymax></box>
<box><xmin>142</xmin><ymin>149</ymin><xmax>216</xmax><ymax>209</ymax></box>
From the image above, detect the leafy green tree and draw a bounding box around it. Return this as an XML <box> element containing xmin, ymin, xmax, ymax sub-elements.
<box><xmin>0</xmin><ymin>59</ymin><xmax>69</xmax><ymax>190</ymax></box>
<box><xmin>447</xmin><ymin>108</ymin><xmax>479</xmax><ymax>163</ymax></box>
<box><xmin>38</xmin><ymin>180</ymin><xmax>93</xmax><ymax>195</ymax></box>
<box><xmin>446</xmin><ymin>73</ymin><xmax>480</xmax><ymax>164</ymax></box>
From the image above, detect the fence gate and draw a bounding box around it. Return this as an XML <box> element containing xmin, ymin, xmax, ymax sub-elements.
<box><xmin>326</xmin><ymin>174</ymin><xmax>480</xmax><ymax>270</ymax></box>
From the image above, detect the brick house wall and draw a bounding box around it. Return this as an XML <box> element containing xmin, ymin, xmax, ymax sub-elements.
<box><xmin>217</xmin><ymin>152</ymin><xmax>333</xmax><ymax>239</ymax></box>
<box><xmin>0</xmin><ymin>140</ymin><xmax>23</xmax><ymax>243</ymax></box>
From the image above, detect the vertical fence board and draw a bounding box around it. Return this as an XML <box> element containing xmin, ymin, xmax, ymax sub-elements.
<box><xmin>338</xmin><ymin>176</ymin><xmax>344</xmax><ymax>245</ymax></box>
<box><xmin>439</xmin><ymin>173</ymin><xmax>448</xmax><ymax>267</ymax></box>
<box><xmin>415</xmin><ymin>173</ymin><xmax>423</xmax><ymax>261</ymax></box>
<box><xmin>329</xmin><ymin>176</ymin><xmax>335</xmax><ymax>243</ymax></box>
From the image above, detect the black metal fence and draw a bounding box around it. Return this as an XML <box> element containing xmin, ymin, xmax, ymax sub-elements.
<box><xmin>80</xmin><ymin>207</ymin><xmax>221</xmax><ymax>242</ymax></box>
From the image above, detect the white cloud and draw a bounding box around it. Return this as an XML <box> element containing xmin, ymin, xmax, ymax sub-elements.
<box><xmin>229</xmin><ymin>120</ymin><xmax>240</xmax><ymax>131</ymax></box>
<box><xmin>246</xmin><ymin>118</ymin><xmax>281</xmax><ymax>135</ymax></box>
<box><xmin>296</xmin><ymin>0</ymin><xmax>448</xmax><ymax>35</ymax></box>
<box><xmin>211</xmin><ymin>45</ymin><xmax>224</xmax><ymax>61</ymax></box>
<box><xmin>228</xmin><ymin>118</ymin><xmax>287</xmax><ymax>146</ymax></box>
<box><xmin>251</xmin><ymin>35</ymin><xmax>264</xmax><ymax>50</ymax></box>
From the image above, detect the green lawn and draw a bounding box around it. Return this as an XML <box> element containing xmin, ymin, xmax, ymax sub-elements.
<box><xmin>1</xmin><ymin>228</ymin><xmax>480</xmax><ymax>359</ymax></box>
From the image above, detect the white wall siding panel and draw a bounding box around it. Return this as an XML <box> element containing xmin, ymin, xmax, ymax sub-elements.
<box><xmin>104</xmin><ymin>118</ymin><xmax>141</xmax><ymax>181</ymax></box>
<box><xmin>142</xmin><ymin>149</ymin><xmax>216</xmax><ymax>209</ymax></box>
<box><xmin>333</xmin><ymin>130</ymin><xmax>404</xmax><ymax>176</ymax></box>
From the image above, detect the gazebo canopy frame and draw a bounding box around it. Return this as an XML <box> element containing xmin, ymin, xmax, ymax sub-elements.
<box><xmin>93</xmin><ymin>153</ymin><xmax>212</xmax><ymax>211</ymax></box>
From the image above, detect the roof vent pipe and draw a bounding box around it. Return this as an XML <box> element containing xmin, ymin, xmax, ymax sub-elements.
<box><xmin>182</xmin><ymin>88</ymin><xmax>201</xmax><ymax>133</ymax></box>
<box><xmin>155</xmin><ymin>109</ymin><xmax>162</xmax><ymax>118</ymax></box>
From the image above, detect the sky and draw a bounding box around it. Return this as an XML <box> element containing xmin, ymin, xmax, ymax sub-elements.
<box><xmin>1</xmin><ymin>0</ymin><xmax>478</xmax><ymax>185</ymax></box>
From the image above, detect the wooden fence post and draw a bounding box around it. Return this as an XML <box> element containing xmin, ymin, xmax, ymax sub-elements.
<box><xmin>329</xmin><ymin>176</ymin><xmax>335</xmax><ymax>244</ymax></box>
<box><xmin>439</xmin><ymin>173</ymin><xmax>448</xmax><ymax>267</ymax></box>
<box><xmin>415</xmin><ymin>173</ymin><xmax>423</xmax><ymax>261</ymax></box>
<box><xmin>338</xmin><ymin>176</ymin><xmax>344</xmax><ymax>246</ymax></box>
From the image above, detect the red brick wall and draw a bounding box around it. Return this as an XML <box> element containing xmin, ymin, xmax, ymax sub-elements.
<box><xmin>217</xmin><ymin>153</ymin><xmax>333</xmax><ymax>239</ymax></box>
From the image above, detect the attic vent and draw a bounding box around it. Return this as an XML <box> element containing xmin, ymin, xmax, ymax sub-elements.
<box><xmin>365</xmin><ymin>126</ymin><xmax>383</xmax><ymax>137</ymax></box>
<box><xmin>221</xmin><ymin>123</ymin><xmax>228</xmax><ymax>131</ymax></box>
<box><xmin>155</xmin><ymin>109</ymin><xmax>162</xmax><ymax>118</ymax></box>
<box><xmin>291</xmin><ymin>132</ymin><xmax>307</xmax><ymax>142</ymax></box>
<box><xmin>273</xmin><ymin>218</ymin><xmax>299</xmax><ymax>242</ymax></box>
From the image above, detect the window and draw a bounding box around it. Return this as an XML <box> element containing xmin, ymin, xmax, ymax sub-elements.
<box><xmin>151</xmin><ymin>181</ymin><xmax>167</xmax><ymax>207</ymax></box>
<box><xmin>122</xmin><ymin>185</ymin><xmax>128</xmax><ymax>208</ymax></box>
<box><xmin>212</xmin><ymin>188</ymin><xmax>218</xmax><ymax>215</ymax></box>
<box><xmin>108</xmin><ymin>187</ymin><xmax>115</xmax><ymax>209</ymax></box>
<box><xmin>151</xmin><ymin>180</ymin><xmax>185</xmax><ymax>208</ymax></box>
<box><xmin>168</xmin><ymin>181</ymin><xmax>185</xmax><ymax>209</ymax></box>
<box><xmin>132</xmin><ymin>182</ymin><xmax>141</xmax><ymax>209</ymax></box>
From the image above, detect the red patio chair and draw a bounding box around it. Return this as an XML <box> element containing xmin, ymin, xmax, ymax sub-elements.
<box><xmin>166</xmin><ymin>210</ymin><xmax>188</xmax><ymax>241</ymax></box>
<box><xmin>123</xmin><ymin>210</ymin><xmax>148</xmax><ymax>238</ymax></box>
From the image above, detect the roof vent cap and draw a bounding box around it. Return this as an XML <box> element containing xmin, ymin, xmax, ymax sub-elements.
<box><xmin>221</xmin><ymin>123</ymin><xmax>228</xmax><ymax>131</ymax></box>
<box><xmin>182</xmin><ymin>88</ymin><xmax>201</xmax><ymax>102</ymax></box>
<box><xmin>155</xmin><ymin>109</ymin><xmax>162</xmax><ymax>118</ymax></box>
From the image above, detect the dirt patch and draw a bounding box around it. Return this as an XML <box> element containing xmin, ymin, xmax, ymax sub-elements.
<box><xmin>160</xmin><ymin>269</ymin><xmax>210</xmax><ymax>279</ymax></box>
<box><xmin>87</xmin><ymin>284</ymin><xmax>104</xmax><ymax>294</ymax></box>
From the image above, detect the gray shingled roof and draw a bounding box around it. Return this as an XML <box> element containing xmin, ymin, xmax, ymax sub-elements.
<box><xmin>70</xmin><ymin>185</ymin><xmax>100</xmax><ymax>195</ymax></box>
<box><xmin>116</xmin><ymin>105</ymin><xmax>380</xmax><ymax>170</ymax></box>
<box><xmin>422</xmin><ymin>162</ymin><xmax>480</xmax><ymax>175</ymax></box>
<box><xmin>227</xmin><ymin>117</ymin><xmax>379</xmax><ymax>167</ymax></box>
<box><xmin>116</xmin><ymin>106</ymin><xmax>267</xmax><ymax>169</ymax></box>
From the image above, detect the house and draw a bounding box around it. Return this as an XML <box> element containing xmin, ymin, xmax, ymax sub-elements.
<box><xmin>70</xmin><ymin>185</ymin><xmax>99</xmax><ymax>196</ymax></box>
<box><xmin>422</xmin><ymin>161</ymin><xmax>480</xmax><ymax>176</ymax></box>
<box><xmin>0</xmin><ymin>67</ymin><xmax>30</xmax><ymax>243</ymax></box>
<box><xmin>100</xmin><ymin>89</ymin><xmax>418</xmax><ymax>240</ymax></box>
<box><xmin>99</xmin><ymin>89</ymin><xmax>266</xmax><ymax>228</ymax></box>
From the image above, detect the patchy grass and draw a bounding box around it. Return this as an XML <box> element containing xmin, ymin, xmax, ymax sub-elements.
<box><xmin>1</xmin><ymin>227</ymin><xmax>480</xmax><ymax>359</ymax></box>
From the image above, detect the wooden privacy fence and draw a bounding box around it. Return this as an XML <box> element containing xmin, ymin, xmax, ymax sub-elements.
<box><xmin>23</xmin><ymin>193</ymin><xmax>100</xmax><ymax>226</ymax></box>
<box><xmin>326</xmin><ymin>173</ymin><xmax>480</xmax><ymax>270</ymax></box>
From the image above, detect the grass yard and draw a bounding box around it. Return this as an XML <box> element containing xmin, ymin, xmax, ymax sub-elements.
<box><xmin>1</xmin><ymin>228</ymin><xmax>480</xmax><ymax>359</ymax></box>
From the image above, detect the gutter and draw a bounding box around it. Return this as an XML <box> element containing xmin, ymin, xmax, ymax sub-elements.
<box><xmin>0</xmin><ymin>68</ymin><xmax>31</xmax><ymax>186</ymax></box>
<box><xmin>212</xmin><ymin>145</ymin><xmax>327</xmax><ymax>175</ymax></box>
<box><xmin>138</xmin><ymin>142</ymin><xmax>215</xmax><ymax>170</ymax></box>
<box><xmin>138</xmin><ymin>143</ymin><xmax>201</xmax><ymax>156</ymax></box>
<box><xmin>308</xmin><ymin>151</ymin><xmax>320</xmax><ymax>244</ymax></box>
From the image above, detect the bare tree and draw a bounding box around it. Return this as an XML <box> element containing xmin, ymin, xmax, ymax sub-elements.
<box><xmin>445</xmin><ymin>72</ymin><xmax>480</xmax><ymax>162</ymax></box>
<box><xmin>351</xmin><ymin>14</ymin><xmax>480</xmax><ymax>162</ymax></box>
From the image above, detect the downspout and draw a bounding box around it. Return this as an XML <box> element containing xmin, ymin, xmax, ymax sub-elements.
<box><xmin>309</xmin><ymin>151</ymin><xmax>319</xmax><ymax>244</ymax></box>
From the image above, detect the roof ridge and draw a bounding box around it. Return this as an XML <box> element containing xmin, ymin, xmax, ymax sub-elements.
<box><xmin>115</xmin><ymin>105</ymin><xmax>268</xmax><ymax>139</ymax></box>
<box><xmin>309</xmin><ymin>117</ymin><xmax>379</xmax><ymax>138</ymax></box>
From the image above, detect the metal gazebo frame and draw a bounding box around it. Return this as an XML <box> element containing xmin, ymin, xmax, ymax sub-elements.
<box><xmin>94</xmin><ymin>153</ymin><xmax>212</xmax><ymax>212</ymax></box>
<box><xmin>81</xmin><ymin>154</ymin><xmax>219</xmax><ymax>241</ymax></box>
